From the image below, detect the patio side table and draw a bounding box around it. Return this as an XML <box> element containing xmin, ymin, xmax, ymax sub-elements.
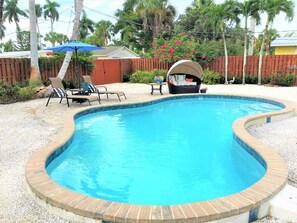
<box><xmin>147</xmin><ymin>83</ymin><xmax>166</xmax><ymax>95</ymax></box>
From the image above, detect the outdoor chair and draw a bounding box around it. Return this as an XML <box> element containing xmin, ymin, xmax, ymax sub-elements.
<box><xmin>167</xmin><ymin>60</ymin><xmax>203</xmax><ymax>94</ymax></box>
<box><xmin>82</xmin><ymin>75</ymin><xmax>127</xmax><ymax>102</ymax></box>
<box><xmin>46</xmin><ymin>77</ymin><xmax>100</xmax><ymax>107</ymax></box>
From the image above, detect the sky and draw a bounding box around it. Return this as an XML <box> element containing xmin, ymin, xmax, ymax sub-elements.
<box><xmin>2</xmin><ymin>0</ymin><xmax>297</xmax><ymax>47</ymax></box>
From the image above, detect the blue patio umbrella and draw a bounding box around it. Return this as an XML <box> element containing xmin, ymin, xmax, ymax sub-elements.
<box><xmin>46</xmin><ymin>41</ymin><xmax>104</xmax><ymax>88</ymax></box>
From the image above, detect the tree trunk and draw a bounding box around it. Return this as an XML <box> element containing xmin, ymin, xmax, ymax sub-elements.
<box><xmin>222</xmin><ymin>29</ymin><xmax>228</xmax><ymax>84</ymax></box>
<box><xmin>243</xmin><ymin>16</ymin><xmax>248</xmax><ymax>85</ymax></box>
<box><xmin>29</xmin><ymin>0</ymin><xmax>42</xmax><ymax>86</ymax></box>
<box><xmin>0</xmin><ymin>0</ymin><xmax>4</xmax><ymax>24</ymax></box>
<box><xmin>57</xmin><ymin>0</ymin><xmax>83</xmax><ymax>80</ymax></box>
<box><xmin>248</xmin><ymin>17</ymin><xmax>256</xmax><ymax>56</ymax></box>
<box><xmin>36</xmin><ymin>21</ymin><xmax>42</xmax><ymax>49</ymax></box>
<box><xmin>266</xmin><ymin>44</ymin><xmax>270</xmax><ymax>55</ymax></box>
<box><xmin>257</xmin><ymin>21</ymin><xmax>269</xmax><ymax>85</ymax></box>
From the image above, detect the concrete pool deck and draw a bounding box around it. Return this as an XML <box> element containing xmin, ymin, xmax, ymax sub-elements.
<box><xmin>1</xmin><ymin>83</ymin><xmax>297</xmax><ymax>222</ymax></box>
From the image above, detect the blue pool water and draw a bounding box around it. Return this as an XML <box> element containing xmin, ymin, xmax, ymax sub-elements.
<box><xmin>47</xmin><ymin>97</ymin><xmax>282</xmax><ymax>205</ymax></box>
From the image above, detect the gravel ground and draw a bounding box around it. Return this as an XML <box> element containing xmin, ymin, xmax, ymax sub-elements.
<box><xmin>249</xmin><ymin>117</ymin><xmax>297</xmax><ymax>188</ymax></box>
<box><xmin>0</xmin><ymin>84</ymin><xmax>297</xmax><ymax>223</ymax></box>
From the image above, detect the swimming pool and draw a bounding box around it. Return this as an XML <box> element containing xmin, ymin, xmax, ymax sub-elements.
<box><xmin>26</xmin><ymin>94</ymin><xmax>294</xmax><ymax>222</ymax></box>
<box><xmin>46</xmin><ymin>96</ymin><xmax>282</xmax><ymax>205</ymax></box>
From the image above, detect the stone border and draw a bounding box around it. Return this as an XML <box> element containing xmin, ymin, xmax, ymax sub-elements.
<box><xmin>25</xmin><ymin>94</ymin><xmax>296</xmax><ymax>222</ymax></box>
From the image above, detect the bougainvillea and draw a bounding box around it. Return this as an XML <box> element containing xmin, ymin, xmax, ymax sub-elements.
<box><xmin>152</xmin><ymin>33</ymin><xmax>205</xmax><ymax>63</ymax></box>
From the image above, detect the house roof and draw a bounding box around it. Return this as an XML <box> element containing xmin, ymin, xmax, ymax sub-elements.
<box><xmin>271</xmin><ymin>37</ymin><xmax>297</xmax><ymax>47</ymax></box>
<box><xmin>0</xmin><ymin>50</ymin><xmax>51</xmax><ymax>58</ymax></box>
<box><xmin>92</xmin><ymin>46</ymin><xmax>139</xmax><ymax>58</ymax></box>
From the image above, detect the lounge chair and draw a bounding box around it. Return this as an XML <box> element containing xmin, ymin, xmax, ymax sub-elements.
<box><xmin>46</xmin><ymin>77</ymin><xmax>100</xmax><ymax>107</ymax></box>
<box><xmin>82</xmin><ymin>75</ymin><xmax>127</xmax><ymax>102</ymax></box>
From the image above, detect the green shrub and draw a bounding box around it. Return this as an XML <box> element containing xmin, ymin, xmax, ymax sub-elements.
<box><xmin>245</xmin><ymin>75</ymin><xmax>257</xmax><ymax>84</ymax></box>
<box><xmin>262</xmin><ymin>76</ymin><xmax>271</xmax><ymax>84</ymax></box>
<box><xmin>270</xmin><ymin>72</ymin><xmax>283</xmax><ymax>85</ymax></box>
<box><xmin>0</xmin><ymin>81</ymin><xmax>20</xmax><ymax>103</ymax></box>
<box><xmin>271</xmin><ymin>72</ymin><xmax>296</xmax><ymax>86</ymax></box>
<box><xmin>123</xmin><ymin>73</ymin><xmax>130</xmax><ymax>82</ymax></box>
<box><xmin>233</xmin><ymin>76</ymin><xmax>242</xmax><ymax>84</ymax></box>
<box><xmin>284</xmin><ymin>73</ymin><xmax>296</xmax><ymax>86</ymax></box>
<box><xmin>18</xmin><ymin>86</ymin><xmax>36</xmax><ymax>101</ymax></box>
<box><xmin>202</xmin><ymin>69</ymin><xmax>220</xmax><ymax>84</ymax></box>
<box><xmin>218</xmin><ymin>75</ymin><xmax>225</xmax><ymax>84</ymax></box>
<box><xmin>130</xmin><ymin>70</ymin><xmax>155</xmax><ymax>83</ymax></box>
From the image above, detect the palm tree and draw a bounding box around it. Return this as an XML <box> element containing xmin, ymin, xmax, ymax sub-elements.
<box><xmin>79</xmin><ymin>11</ymin><xmax>95</xmax><ymax>40</ymax></box>
<box><xmin>44</xmin><ymin>31</ymin><xmax>68</xmax><ymax>46</ymax></box>
<box><xmin>43</xmin><ymin>0</ymin><xmax>60</xmax><ymax>32</ymax></box>
<box><xmin>29</xmin><ymin>0</ymin><xmax>42</xmax><ymax>86</ymax></box>
<box><xmin>57</xmin><ymin>0</ymin><xmax>83</xmax><ymax>80</ymax></box>
<box><xmin>0</xmin><ymin>0</ymin><xmax>4</xmax><ymax>37</ymax></box>
<box><xmin>95</xmin><ymin>20</ymin><xmax>112</xmax><ymax>46</ymax></box>
<box><xmin>257</xmin><ymin>0</ymin><xmax>294</xmax><ymax>85</ymax></box>
<box><xmin>114</xmin><ymin>0</ymin><xmax>176</xmax><ymax>51</ymax></box>
<box><xmin>26</xmin><ymin>3</ymin><xmax>43</xmax><ymax>48</ymax></box>
<box><xmin>0</xmin><ymin>23</ymin><xmax>5</xmax><ymax>39</ymax></box>
<box><xmin>174</xmin><ymin>0</ymin><xmax>216</xmax><ymax>41</ymax></box>
<box><xmin>35</xmin><ymin>4</ymin><xmax>43</xmax><ymax>48</ymax></box>
<box><xmin>254</xmin><ymin>28</ymin><xmax>280</xmax><ymax>55</ymax></box>
<box><xmin>135</xmin><ymin>0</ymin><xmax>176</xmax><ymax>38</ymax></box>
<box><xmin>3</xmin><ymin>0</ymin><xmax>27</xmax><ymax>31</ymax></box>
<box><xmin>204</xmin><ymin>0</ymin><xmax>240</xmax><ymax>84</ymax></box>
<box><xmin>238</xmin><ymin>0</ymin><xmax>260</xmax><ymax>84</ymax></box>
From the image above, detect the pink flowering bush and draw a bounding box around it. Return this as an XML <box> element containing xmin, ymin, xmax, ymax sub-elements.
<box><xmin>152</xmin><ymin>33</ymin><xmax>203</xmax><ymax>63</ymax></box>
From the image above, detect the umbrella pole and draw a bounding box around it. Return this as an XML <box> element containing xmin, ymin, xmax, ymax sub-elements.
<box><xmin>75</xmin><ymin>49</ymin><xmax>80</xmax><ymax>89</ymax></box>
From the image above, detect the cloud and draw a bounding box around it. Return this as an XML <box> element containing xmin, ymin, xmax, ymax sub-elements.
<box><xmin>84</xmin><ymin>0</ymin><xmax>104</xmax><ymax>9</ymax></box>
<box><xmin>110</xmin><ymin>0</ymin><xmax>125</xmax><ymax>10</ymax></box>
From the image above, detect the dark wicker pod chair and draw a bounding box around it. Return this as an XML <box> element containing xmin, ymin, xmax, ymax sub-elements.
<box><xmin>167</xmin><ymin>60</ymin><xmax>204</xmax><ymax>94</ymax></box>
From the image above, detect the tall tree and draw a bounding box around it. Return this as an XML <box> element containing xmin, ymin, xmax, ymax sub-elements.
<box><xmin>248</xmin><ymin>17</ymin><xmax>256</xmax><ymax>55</ymax></box>
<box><xmin>238</xmin><ymin>0</ymin><xmax>260</xmax><ymax>84</ymax></box>
<box><xmin>96</xmin><ymin>20</ymin><xmax>112</xmax><ymax>46</ymax></box>
<box><xmin>257</xmin><ymin>0</ymin><xmax>294</xmax><ymax>85</ymax></box>
<box><xmin>34</xmin><ymin>4</ymin><xmax>43</xmax><ymax>48</ymax></box>
<box><xmin>175</xmin><ymin>0</ymin><xmax>215</xmax><ymax>41</ymax></box>
<box><xmin>3</xmin><ymin>0</ymin><xmax>27</xmax><ymax>31</ymax></box>
<box><xmin>254</xmin><ymin>28</ymin><xmax>280</xmax><ymax>55</ymax></box>
<box><xmin>26</xmin><ymin>3</ymin><xmax>43</xmax><ymax>48</ymax></box>
<box><xmin>204</xmin><ymin>0</ymin><xmax>240</xmax><ymax>84</ymax></box>
<box><xmin>43</xmin><ymin>0</ymin><xmax>60</xmax><ymax>32</ymax></box>
<box><xmin>114</xmin><ymin>0</ymin><xmax>176</xmax><ymax>51</ymax></box>
<box><xmin>78</xmin><ymin>11</ymin><xmax>94</xmax><ymax>40</ymax></box>
<box><xmin>85</xmin><ymin>20</ymin><xmax>112</xmax><ymax>46</ymax></box>
<box><xmin>0</xmin><ymin>22</ymin><xmax>5</xmax><ymax>39</ymax></box>
<box><xmin>29</xmin><ymin>0</ymin><xmax>42</xmax><ymax>86</ymax></box>
<box><xmin>14</xmin><ymin>28</ymin><xmax>31</xmax><ymax>51</ymax></box>
<box><xmin>135</xmin><ymin>0</ymin><xmax>176</xmax><ymax>38</ymax></box>
<box><xmin>57</xmin><ymin>0</ymin><xmax>83</xmax><ymax>80</ymax></box>
<box><xmin>44</xmin><ymin>31</ymin><xmax>68</xmax><ymax>46</ymax></box>
<box><xmin>113</xmin><ymin>8</ymin><xmax>142</xmax><ymax>49</ymax></box>
<box><xmin>0</xmin><ymin>0</ymin><xmax>4</xmax><ymax>39</ymax></box>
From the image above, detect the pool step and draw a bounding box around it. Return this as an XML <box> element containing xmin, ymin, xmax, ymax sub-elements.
<box><xmin>269</xmin><ymin>184</ymin><xmax>297</xmax><ymax>222</ymax></box>
<box><xmin>239</xmin><ymin>103</ymin><xmax>280</xmax><ymax>114</ymax></box>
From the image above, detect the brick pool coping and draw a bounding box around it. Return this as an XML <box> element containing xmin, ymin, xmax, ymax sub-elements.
<box><xmin>25</xmin><ymin>94</ymin><xmax>296</xmax><ymax>222</ymax></box>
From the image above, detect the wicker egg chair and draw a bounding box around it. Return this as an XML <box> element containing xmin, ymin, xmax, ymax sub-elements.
<box><xmin>167</xmin><ymin>60</ymin><xmax>204</xmax><ymax>94</ymax></box>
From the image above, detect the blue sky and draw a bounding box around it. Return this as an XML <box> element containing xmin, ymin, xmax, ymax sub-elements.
<box><xmin>2</xmin><ymin>0</ymin><xmax>297</xmax><ymax>46</ymax></box>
